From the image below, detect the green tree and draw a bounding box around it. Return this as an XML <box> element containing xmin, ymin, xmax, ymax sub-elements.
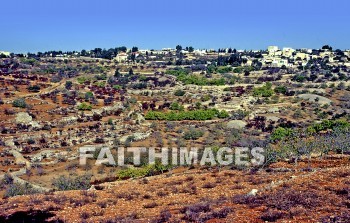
<box><xmin>65</xmin><ymin>81</ymin><xmax>73</xmax><ymax>90</ymax></box>
<box><xmin>132</xmin><ymin>46</ymin><xmax>139</xmax><ymax>52</ymax></box>
<box><xmin>114</xmin><ymin>68</ymin><xmax>121</xmax><ymax>77</ymax></box>
<box><xmin>176</xmin><ymin>45</ymin><xmax>182</xmax><ymax>52</ymax></box>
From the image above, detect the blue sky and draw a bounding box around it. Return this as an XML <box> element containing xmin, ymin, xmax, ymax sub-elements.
<box><xmin>1</xmin><ymin>0</ymin><xmax>349</xmax><ymax>53</ymax></box>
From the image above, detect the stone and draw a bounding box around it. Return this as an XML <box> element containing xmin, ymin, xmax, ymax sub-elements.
<box><xmin>15</xmin><ymin>112</ymin><xmax>32</xmax><ymax>124</ymax></box>
<box><xmin>298</xmin><ymin>94</ymin><xmax>332</xmax><ymax>105</ymax></box>
<box><xmin>247</xmin><ymin>189</ymin><xmax>258</xmax><ymax>196</ymax></box>
<box><xmin>227</xmin><ymin>120</ymin><xmax>247</xmax><ymax>130</ymax></box>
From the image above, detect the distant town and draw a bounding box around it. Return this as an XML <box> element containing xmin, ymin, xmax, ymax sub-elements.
<box><xmin>2</xmin><ymin>45</ymin><xmax>350</xmax><ymax>69</ymax></box>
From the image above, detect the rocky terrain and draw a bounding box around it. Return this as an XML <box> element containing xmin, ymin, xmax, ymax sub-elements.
<box><xmin>0</xmin><ymin>48</ymin><xmax>349</xmax><ymax>222</ymax></box>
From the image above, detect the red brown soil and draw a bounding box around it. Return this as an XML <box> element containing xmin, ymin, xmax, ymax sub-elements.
<box><xmin>0</xmin><ymin>156</ymin><xmax>349</xmax><ymax>223</ymax></box>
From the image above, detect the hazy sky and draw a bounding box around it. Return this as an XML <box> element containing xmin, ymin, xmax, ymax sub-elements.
<box><xmin>1</xmin><ymin>0</ymin><xmax>349</xmax><ymax>53</ymax></box>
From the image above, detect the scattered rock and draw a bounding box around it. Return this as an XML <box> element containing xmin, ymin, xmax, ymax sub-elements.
<box><xmin>227</xmin><ymin>120</ymin><xmax>247</xmax><ymax>130</ymax></box>
<box><xmin>247</xmin><ymin>189</ymin><xmax>258</xmax><ymax>196</ymax></box>
<box><xmin>298</xmin><ymin>94</ymin><xmax>332</xmax><ymax>105</ymax></box>
<box><xmin>15</xmin><ymin>112</ymin><xmax>32</xmax><ymax>124</ymax></box>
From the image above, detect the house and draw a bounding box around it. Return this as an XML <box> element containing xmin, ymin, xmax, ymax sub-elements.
<box><xmin>295</xmin><ymin>52</ymin><xmax>309</xmax><ymax>61</ymax></box>
<box><xmin>272</xmin><ymin>59</ymin><xmax>293</xmax><ymax>68</ymax></box>
<box><xmin>268</xmin><ymin>46</ymin><xmax>279</xmax><ymax>54</ymax></box>
<box><xmin>114</xmin><ymin>53</ymin><xmax>128</xmax><ymax>62</ymax></box>
<box><xmin>193</xmin><ymin>49</ymin><xmax>207</xmax><ymax>56</ymax></box>
<box><xmin>282</xmin><ymin>48</ymin><xmax>295</xmax><ymax>57</ymax></box>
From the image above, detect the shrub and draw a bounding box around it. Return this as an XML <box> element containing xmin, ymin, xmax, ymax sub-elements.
<box><xmin>113</xmin><ymin>85</ymin><xmax>121</xmax><ymax>90</ymax></box>
<box><xmin>270</xmin><ymin>127</ymin><xmax>294</xmax><ymax>141</ymax></box>
<box><xmin>84</xmin><ymin>91</ymin><xmax>94</xmax><ymax>101</ymax></box>
<box><xmin>231</xmin><ymin>109</ymin><xmax>249</xmax><ymax>120</ymax></box>
<box><xmin>95</xmin><ymin>81</ymin><xmax>106</xmax><ymax>87</ymax></box>
<box><xmin>155</xmin><ymin>209</ymin><xmax>172</xmax><ymax>223</ymax></box>
<box><xmin>174</xmin><ymin>89</ymin><xmax>186</xmax><ymax>96</ymax></box>
<box><xmin>217</xmin><ymin>110</ymin><xmax>229</xmax><ymax>119</ymax></box>
<box><xmin>183</xmin><ymin>128</ymin><xmax>204</xmax><ymax>140</ymax></box>
<box><xmin>116</xmin><ymin>163</ymin><xmax>171</xmax><ymax>180</ymax></box>
<box><xmin>145</xmin><ymin>109</ymin><xmax>227</xmax><ymax>121</ymax></box>
<box><xmin>202</xmin><ymin>182</ymin><xmax>216</xmax><ymax>189</ymax></box>
<box><xmin>52</xmin><ymin>174</ymin><xmax>91</xmax><ymax>191</ymax></box>
<box><xmin>27</xmin><ymin>85</ymin><xmax>41</xmax><ymax>92</ymax></box>
<box><xmin>12</xmin><ymin>98</ymin><xmax>27</xmax><ymax>108</ymax></box>
<box><xmin>169</xmin><ymin>102</ymin><xmax>184</xmax><ymax>111</ymax></box>
<box><xmin>77</xmin><ymin>102</ymin><xmax>92</xmax><ymax>111</ymax></box>
<box><xmin>274</xmin><ymin>85</ymin><xmax>287</xmax><ymax>94</ymax></box>
<box><xmin>260</xmin><ymin>209</ymin><xmax>285</xmax><ymax>222</ymax></box>
<box><xmin>143</xmin><ymin>202</ymin><xmax>158</xmax><ymax>209</ymax></box>
<box><xmin>217</xmin><ymin>66</ymin><xmax>232</xmax><ymax>74</ymax></box>
<box><xmin>253</xmin><ymin>82</ymin><xmax>274</xmax><ymax>97</ymax></box>
<box><xmin>2</xmin><ymin>173</ymin><xmax>14</xmax><ymax>185</ymax></box>
<box><xmin>65</xmin><ymin>81</ymin><xmax>73</xmax><ymax>89</ymax></box>
<box><xmin>4</xmin><ymin>182</ymin><xmax>39</xmax><ymax>198</ymax></box>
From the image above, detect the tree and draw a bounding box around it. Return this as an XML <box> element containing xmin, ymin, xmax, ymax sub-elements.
<box><xmin>65</xmin><ymin>81</ymin><xmax>72</xmax><ymax>90</ymax></box>
<box><xmin>322</xmin><ymin>45</ymin><xmax>333</xmax><ymax>51</ymax></box>
<box><xmin>176</xmin><ymin>45</ymin><xmax>182</xmax><ymax>52</ymax></box>
<box><xmin>85</xmin><ymin>92</ymin><xmax>94</xmax><ymax>101</ymax></box>
<box><xmin>81</xmin><ymin>49</ymin><xmax>87</xmax><ymax>56</ymax></box>
<box><xmin>132</xmin><ymin>47</ymin><xmax>138</xmax><ymax>52</ymax></box>
<box><xmin>129</xmin><ymin>68</ymin><xmax>134</xmax><ymax>75</ymax></box>
<box><xmin>188</xmin><ymin>46</ymin><xmax>194</xmax><ymax>53</ymax></box>
<box><xmin>114</xmin><ymin>68</ymin><xmax>121</xmax><ymax>77</ymax></box>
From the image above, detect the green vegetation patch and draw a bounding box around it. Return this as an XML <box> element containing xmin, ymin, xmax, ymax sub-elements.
<box><xmin>145</xmin><ymin>109</ymin><xmax>229</xmax><ymax>121</ymax></box>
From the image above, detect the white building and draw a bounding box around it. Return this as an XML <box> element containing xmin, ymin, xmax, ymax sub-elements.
<box><xmin>114</xmin><ymin>53</ymin><xmax>128</xmax><ymax>62</ymax></box>
<box><xmin>0</xmin><ymin>51</ymin><xmax>11</xmax><ymax>56</ymax></box>
<box><xmin>268</xmin><ymin>46</ymin><xmax>279</xmax><ymax>53</ymax></box>
<box><xmin>295</xmin><ymin>52</ymin><xmax>309</xmax><ymax>61</ymax></box>
<box><xmin>282</xmin><ymin>48</ymin><xmax>295</xmax><ymax>57</ymax></box>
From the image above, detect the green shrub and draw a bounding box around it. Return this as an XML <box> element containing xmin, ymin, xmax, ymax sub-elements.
<box><xmin>169</xmin><ymin>102</ymin><xmax>184</xmax><ymax>111</ymax></box>
<box><xmin>77</xmin><ymin>77</ymin><xmax>89</xmax><ymax>84</ymax></box>
<box><xmin>95</xmin><ymin>81</ymin><xmax>105</xmax><ymax>87</ymax></box>
<box><xmin>145</xmin><ymin>109</ymin><xmax>227</xmax><ymax>121</ymax></box>
<box><xmin>174</xmin><ymin>89</ymin><xmax>186</xmax><ymax>96</ymax></box>
<box><xmin>253</xmin><ymin>82</ymin><xmax>274</xmax><ymax>97</ymax></box>
<box><xmin>271</xmin><ymin>127</ymin><xmax>294</xmax><ymax>141</ymax></box>
<box><xmin>183</xmin><ymin>128</ymin><xmax>204</xmax><ymax>140</ymax></box>
<box><xmin>217</xmin><ymin>66</ymin><xmax>232</xmax><ymax>74</ymax></box>
<box><xmin>165</xmin><ymin>69</ymin><xmax>189</xmax><ymax>76</ymax></box>
<box><xmin>78</xmin><ymin>102</ymin><xmax>92</xmax><ymax>111</ymax></box>
<box><xmin>113</xmin><ymin>85</ymin><xmax>121</xmax><ymax>90</ymax></box>
<box><xmin>116</xmin><ymin>163</ymin><xmax>171</xmax><ymax>180</ymax></box>
<box><xmin>274</xmin><ymin>86</ymin><xmax>287</xmax><ymax>94</ymax></box>
<box><xmin>12</xmin><ymin>98</ymin><xmax>27</xmax><ymax>108</ymax></box>
<box><xmin>217</xmin><ymin>110</ymin><xmax>230</xmax><ymax>119</ymax></box>
<box><xmin>95</xmin><ymin>73</ymin><xmax>107</xmax><ymax>80</ymax></box>
<box><xmin>307</xmin><ymin>120</ymin><xmax>350</xmax><ymax>133</ymax></box>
